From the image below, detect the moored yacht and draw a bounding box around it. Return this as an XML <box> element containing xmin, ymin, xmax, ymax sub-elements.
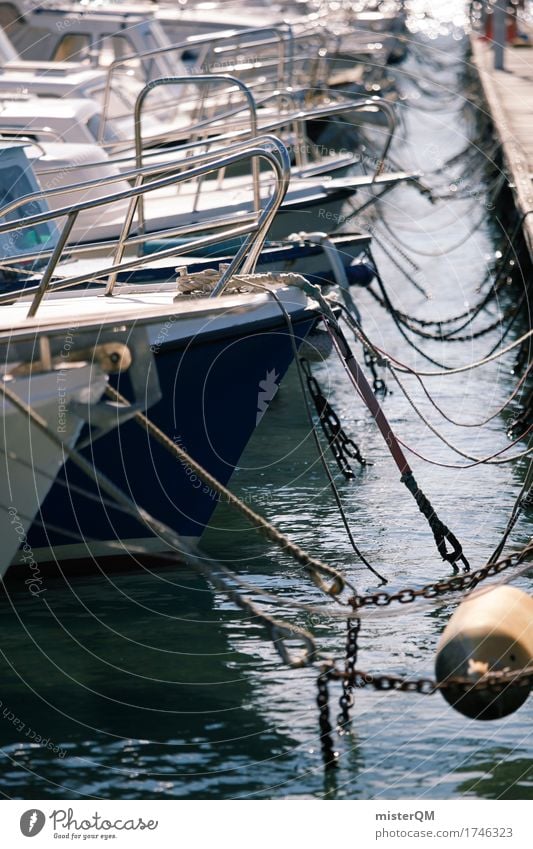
<box><xmin>0</xmin><ymin>137</ymin><xmax>332</xmax><ymax>574</ymax></box>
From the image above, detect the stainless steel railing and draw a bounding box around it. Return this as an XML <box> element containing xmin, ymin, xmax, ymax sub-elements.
<box><xmin>130</xmin><ymin>75</ymin><xmax>396</xmax><ymax>182</ymax></box>
<box><xmin>98</xmin><ymin>25</ymin><xmax>296</xmax><ymax>144</ymax></box>
<box><xmin>0</xmin><ymin>135</ymin><xmax>291</xmax><ymax>314</ymax></box>
<box><xmin>0</xmin><ymin>93</ymin><xmax>396</xmax><ymax>254</ymax></box>
<box><xmin>133</xmin><ymin>74</ymin><xmax>261</xmax><ymax>236</ymax></box>
<box><xmin>95</xmin><ymin>20</ymin><xmax>386</xmax><ymax>138</ymax></box>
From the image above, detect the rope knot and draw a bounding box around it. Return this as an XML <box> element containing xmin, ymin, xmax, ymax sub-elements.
<box><xmin>401</xmin><ymin>472</ymin><xmax>470</xmax><ymax>573</ymax></box>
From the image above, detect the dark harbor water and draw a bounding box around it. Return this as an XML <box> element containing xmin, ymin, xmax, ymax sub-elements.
<box><xmin>2</xmin><ymin>4</ymin><xmax>533</xmax><ymax>800</ymax></box>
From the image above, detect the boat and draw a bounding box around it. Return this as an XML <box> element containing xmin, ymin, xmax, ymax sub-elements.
<box><xmin>0</xmin><ymin>136</ymin><xmax>332</xmax><ymax>574</ymax></box>
<box><xmin>0</xmin><ymin>72</ymin><xmax>415</xmax><ymax>252</ymax></box>
<box><xmin>0</xmin><ymin>3</ymin><xmax>401</xmax><ymax>141</ymax></box>
<box><xmin>0</xmin><ymin>318</ymin><xmax>163</xmax><ymax>580</ymax></box>
<box><xmin>3</xmin><ymin>0</ymin><xmax>406</xmax><ymax>79</ymax></box>
<box><xmin>0</xmin><ymin>3</ymin><xmax>411</xmax><ymax>228</ymax></box>
<box><xmin>0</xmin><ymin>136</ymin><xmax>375</xmax><ymax>289</ymax></box>
<box><xmin>0</xmin><ymin>342</ymin><xmax>108</xmax><ymax>580</ymax></box>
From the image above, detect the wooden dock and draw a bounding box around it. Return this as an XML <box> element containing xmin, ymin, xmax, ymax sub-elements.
<box><xmin>471</xmin><ymin>34</ymin><xmax>533</xmax><ymax>257</ymax></box>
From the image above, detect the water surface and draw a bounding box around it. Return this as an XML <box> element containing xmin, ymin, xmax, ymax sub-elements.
<box><xmin>1</xmin><ymin>3</ymin><xmax>533</xmax><ymax>800</ymax></box>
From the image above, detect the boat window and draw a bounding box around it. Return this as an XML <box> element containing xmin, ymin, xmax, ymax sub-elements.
<box><xmin>111</xmin><ymin>35</ymin><xmax>138</xmax><ymax>62</ymax></box>
<box><xmin>86</xmin><ymin>82</ymin><xmax>173</xmax><ymax>145</ymax></box>
<box><xmin>0</xmin><ymin>166</ymin><xmax>55</xmax><ymax>256</ymax></box>
<box><xmin>98</xmin><ymin>35</ymin><xmax>141</xmax><ymax>72</ymax></box>
<box><xmin>52</xmin><ymin>34</ymin><xmax>92</xmax><ymax>64</ymax></box>
<box><xmin>86</xmin><ymin>113</ymin><xmax>127</xmax><ymax>144</ymax></box>
<box><xmin>87</xmin><ymin>82</ymin><xmax>135</xmax><ymax>118</ymax></box>
<box><xmin>0</xmin><ymin>3</ymin><xmax>21</xmax><ymax>33</ymax></box>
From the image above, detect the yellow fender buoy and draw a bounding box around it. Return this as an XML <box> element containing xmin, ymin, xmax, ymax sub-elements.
<box><xmin>435</xmin><ymin>585</ymin><xmax>533</xmax><ymax>720</ymax></box>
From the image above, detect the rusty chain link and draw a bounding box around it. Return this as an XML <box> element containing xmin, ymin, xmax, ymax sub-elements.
<box><xmin>300</xmin><ymin>357</ymin><xmax>369</xmax><ymax>480</ymax></box>
<box><xmin>316</xmin><ymin>629</ymin><xmax>533</xmax><ymax>768</ymax></box>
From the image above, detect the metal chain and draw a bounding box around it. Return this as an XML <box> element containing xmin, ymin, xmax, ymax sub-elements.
<box><xmin>363</xmin><ymin>346</ymin><xmax>388</xmax><ymax>395</ymax></box>
<box><xmin>316</xmin><ymin>667</ymin><xmax>338</xmax><ymax>770</ymax></box>
<box><xmin>317</xmin><ymin>614</ymin><xmax>533</xmax><ymax>768</ymax></box>
<box><xmin>300</xmin><ymin>357</ymin><xmax>369</xmax><ymax>479</ymax></box>
<box><xmin>348</xmin><ymin>542</ymin><xmax>533</xmax><ymax>609</ymax></box>
<box><xmin>336</xmin><ymin>618</ymin><xmax>360</xmax><ymax>733</ymax></box>
<box><xmin>508</xmin><ymin>388</ymin><xmax>533</xmax><ymax>439</ymax></box>
<box><xmin>330</xmin><ymin>667</ymin><xmax>437</xmax><ymax>694</ymax></box>
<box><xmin>488</xmin><ymin>463</ymin><xmax>533</xmax><ymax>565</ymax></box>
<box><xmin>317</xmin><ymin>664</ymin><xmax>533</xmax><ymax>772</ymax></box>
<box><xmin>328</xmin><ymin>664</ymin><xmax>533</xmax><ymax>695</ymax></box>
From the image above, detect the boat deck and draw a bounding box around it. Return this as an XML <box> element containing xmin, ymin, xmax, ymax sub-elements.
<box><xmin>471</xmin><ymin>32</ymin><xmax>533</xmax><ymax>258</ymax></box>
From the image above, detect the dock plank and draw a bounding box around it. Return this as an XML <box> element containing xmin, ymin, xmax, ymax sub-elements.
<box><xmin>471</xmin><ymin>34</ymin><xmax>533</xmax><ymax>256</ymax></box>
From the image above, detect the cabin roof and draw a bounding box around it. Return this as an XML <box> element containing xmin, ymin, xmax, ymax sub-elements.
<box><xmin>0</xmin><ymin>138</ymin><xmax>30</xmax><ymax>152</ymax></box>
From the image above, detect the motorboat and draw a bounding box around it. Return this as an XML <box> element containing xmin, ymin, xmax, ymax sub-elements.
<box><xmin>0</xmin><ymin>136</ymin><xmax>336</xmax><ymax>573</ymax></box>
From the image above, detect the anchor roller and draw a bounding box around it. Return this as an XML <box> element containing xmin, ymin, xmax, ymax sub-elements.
<box><xmin>435</xmin><ymin>585</ymin><xmax>533</xmax><ymax>720</ymax></box>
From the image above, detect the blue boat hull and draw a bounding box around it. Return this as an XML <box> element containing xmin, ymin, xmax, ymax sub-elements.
<box><xmin>22</xmin><ymin>306</ymin><xmax>317</xmax><ymax>570</ymax></box>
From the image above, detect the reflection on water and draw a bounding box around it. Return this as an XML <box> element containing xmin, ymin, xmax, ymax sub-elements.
<box><xmin>455</xmin><ymin>753</ymin><xmax>533</xmax><ymax>800</ymax></box>
<box><xmin>1</xmin><ymin>6</ymin><xmax>533</xmax><ymax>799</ymax></box>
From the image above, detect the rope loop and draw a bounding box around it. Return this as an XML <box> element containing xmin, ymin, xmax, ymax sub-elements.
<box><xmin>401</xmin><ymin>472</ymin><xmax>470</xmax><ymax>572</ymax></box>
<box><xmin>270</xmin><ymin>622</ymin><xmax>317</xmax><ymax>669</ymax></box>
<box><xmin>435</xmin><ymin>528</ymin><xmax>471</xmax><ymax>574</ymax></box>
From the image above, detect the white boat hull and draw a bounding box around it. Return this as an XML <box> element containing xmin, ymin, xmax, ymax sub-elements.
<box><xmin>1</xmin><ymin>365</ymin><xmax>107</xmax><ymax>579</ymax></box>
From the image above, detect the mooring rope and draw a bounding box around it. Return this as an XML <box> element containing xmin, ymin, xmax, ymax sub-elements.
<box><xmin>364</xmin><ymin>281</ymin><xmax>521</xmax><ymax>343</ymax></box>
<box><xmin>173</xmin><ymin>275</ymin><xmax>387</xmax><ymax>583</ymax></box>
<box><xmin>332</xmin><ymin>306</ymin><xmax>533</xmax><ymax>463</ymax></box>
<box><xmin>367</xmin><ymin>246</ymin><xmax>464</xmax><ymax>369</ymax></box>
<box><xmin>362</xmin><ymin>249</ymin><xmax>528</xmax><ymax>378</ymax></box>
<box><xmin>103</xmin><ymin>385</ymin><xmax>355</xmax><ymax>601</ymax></box>
<box><xmin>0</xmin><ymin>380</ymin><xmax>321</xmax><ymax>668</ymax></box>
<box><xmin>360</xmin><ymin>237</ymin><xmax>523</xmax><ymax>341</ymax></box>
<box><xmin>487</xmin><ymin>460</ymin><xmax>533</xmax><ymax>566</ymax></box>
<box><xmin>369</xmin><ymin>229</ymin><xmax>429</xmax><ymax>298</ymax></box>
<box><xmin>411</xmin><ymin>363</ymin><xmax>533</xmax><ymax>429</ymax></box>
<box><xmin>294</xmin><ymin>279</ymin><xmax>470</xmax><ymax>572</ymax></box>
<box><xmin>253</xmin><ymin>282</ymin><xmax>387</xmax><ymax>584</ymax></box>
<box><xmin>386</xmin><ymin>365</ymin><xmax>533</xmax><ymax>467</ymax></box>
<box><xmin>338</xmin><ymin>302</ymin><xmax>533</xmax><ymax>439</ymax></box>
<box><xmin>359</xmin><ymin>325</ymin><xmax>533</xmax><ymax>378</ymax></box>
